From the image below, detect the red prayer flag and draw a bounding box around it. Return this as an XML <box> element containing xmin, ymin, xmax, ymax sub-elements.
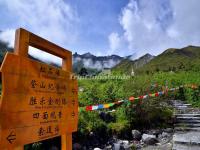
<box><xmin>86</xmin><ymin>106</ymin><xmax>93</xmax><ymax>111</ymax></box>
<box><xmin>129</xmin><ymin>97</ymin><xmax>134</xmax><ymax>101</ymax></box>
<box><xmin>155</xmin><ymin>92</ymin><xmax>159</xmax><ymax>97</ymax></box>
<box><xmin>139</xmin><ymin>95</ymin><xmax>144</xmax><ymax>99</ymax></box>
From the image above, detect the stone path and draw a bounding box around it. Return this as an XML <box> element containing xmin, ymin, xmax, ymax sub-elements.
<box><xmin>172</xmin><ymin>100</ymin><xmax>200</xmax><ymax>150</ymax></box>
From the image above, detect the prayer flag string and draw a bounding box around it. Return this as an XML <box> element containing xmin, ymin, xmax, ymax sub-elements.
<box><xmin>79</xmin><ymin>84</ymin><xmax>198</xmax><ymax>112</ymax></box>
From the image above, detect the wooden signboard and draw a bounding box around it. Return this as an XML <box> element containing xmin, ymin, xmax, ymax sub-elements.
<box><xmin>0</xmin><ymin>28</ymin><xmax>78</xmax><ymax>150</ymax></box>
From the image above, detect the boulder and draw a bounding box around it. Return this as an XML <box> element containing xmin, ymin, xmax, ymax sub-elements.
<box><xmin>105</xmin><ymin>145</ymin><xmax>112</xmax><ymax>149</ymax></box>
<box><xmin>122</xmin><ymin>140</ymin><xmax>129</xmax><ymax>145</ymax></box>
<box><xmin>142</xmin><ymin>134</ymin><xmax>158</xmax><ymax>145</ymax></box>
<box><xmin>123</xmin><ymin>143</ymin><xmax>134</xmax><ymax>150</ymax></box>
<box><xmin>113</xmin><ymin>143</ymin><xmax>120</xmax><ymax>150</ymax></box>
<box><xmin>73</xmin><ymin>143</ymin><xmax>82</xmax><ymax>150</ymax></box>
<box><xmin>163</xmin><ymin>128</ymin><xmax>173</xmax><ymax>133</ymax></box>
<box><xmin>161</xmin><ymin>132</ymin><xmax>170</xmax><ymax>138</ymax></box>
<box><xmin>49</xmin><ymin>146</ymin><xmax>59</xmax><ymax>150</ymax></box>
<box><xmin>143</xmin><ymin>137</ymin><xmax>158</xmax><ymax>145</ymax></box>
<box><xmin>142</xmin><ymin>134</ymin><xmax>156</xmax><ymax>140</ymax></box>
<box><xmin>94</xmin><ymin>148</ymin><xmax>102</xmax><ymax>150</ymax></box>
<box><xmin>132</xmin><ymin>130</ymin><xmax>142</xmax><ymax>140</ymax></box>
<box><xmin>116</xmin><ymin>140</ymin><xmax>123</xmax><ymax>144</ymax></box>
<box><xmin>152</xmin><ymin>129</ymin><xmax>162</xmax><ymax>137</ymax></box>
<box><xmin>113</xmin><ymin>140</ymin><xmax>130</xmax><ymax>150</ymax></box>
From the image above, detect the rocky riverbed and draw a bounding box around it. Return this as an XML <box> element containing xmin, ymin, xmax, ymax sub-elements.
<box><xmin>73</xmin><ymin>100</ymin><xmax>200</xmax><ymax>150</ymax></box>
<box><xmin>73</xmin><ymin>128</ymin><xmax>174</xmax><ymax>150</ymax></box>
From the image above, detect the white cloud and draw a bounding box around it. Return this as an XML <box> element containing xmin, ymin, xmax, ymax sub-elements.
<box><xmin>167</xmin><ymin>0</ymin><xmax>200</xmax><ymax>45</ymax></box>
<box><xmin>0</xmin><ymin>29</ymin><xmax>15</xmax><ymax>47</ymax></box>
<box><xmin>108</xmin><ymin>32</ymin><xmax>129</xmax><ymax>56</ymax></box>
<box><xmin>0</xmin><ymin>0</ymin><xmax>78</xmax><ymax>63</ymax></box>
<box><xmin>110</xmin><ymin>0</ymin><xmax>200</xmax><ymax>57</ymax></box>
<box><xmin>29</xmin><ymin>47</ymin><xmax>62</xmax><ymax>66</ymax></box>
<box><xmin>108</xmin><ymin>32</ymin><xmax>121</xmax><ymax>54</ymax></box>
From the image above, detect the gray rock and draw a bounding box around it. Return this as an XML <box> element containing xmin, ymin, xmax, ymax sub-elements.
<box><xmin>116</xmin><ymin>140</ymin><xmax>123</xmax><ymax>144</ymax></box>
<box><xmin>163</xmin><ymin>128</ymin><xmax>173</xmax><ymax>133</ymax></box>
<box><xmin>122</xmin><ymin>140</ymin><xmax>129</xmax><ymax>145</ymax></box>
<box><xmin>123</xmin><ymin>143</ymin><xmax>134</xmax><ymax>150</ymax></box>
<box><xmin>105</xmin><ymin>145</ymin><xmax>112</xmax><ymax>149</ymax></box>
<box><xmin>161</xmin><ymin>132</ymin><xmax>170</xmax><ymax>138</ymax></box>
<box><xmin>49</xmin><ymin>146</ymin><xmax>59</xmax><ymax>150</ymax></box>
<box><xmin>143</xmin><ymin>137</ymin><xmax>159</xmax><ymax>145</ymax></box>
<box><xmin>142</xmin><ymin>134</ymin><xmax>156</xmax><ymax>141</ymax></box>
<box><xmin>73</xmin><ymin>143</ymin><xmax>82</xmax><ymax>150</ymax></box>
<box><xmin>113</xmin><ymin>143</ymin><xmax>120</xmax><ymax>150</ymax></box>
<box><xmin>113</xmin><ymin>140</ymin><xmax>131</xmax><ymax>150</ymax></box>
<box><xmin>132</xmin><ymin>130</ymin><xmax>142</xmax><ymax>140</ymax></box>
<box><xmin>142</xmin><ymin>134</ymin><xmax>158</xmax><ymax>145</ymax></box>
<box><xmin>151</xmin><ymin>129</ymin><xmax>162</xmax><ymax>137</ymax></box>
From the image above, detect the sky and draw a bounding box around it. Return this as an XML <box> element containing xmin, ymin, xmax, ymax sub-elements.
<box><xmin>0</xmin><ymin>0</ymin><xmax>200</xmax><ymax>61</ymax></box>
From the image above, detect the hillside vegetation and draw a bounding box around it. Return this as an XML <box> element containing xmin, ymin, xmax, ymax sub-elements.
<box><xmin>138</xmin><ymin>46</ymin><xmax>200</xmax><ymax>74</ymax></box>
<box><xmin>113</xmin><ymin>53</ymin><xmax>154</xmax><ymax>74</ymax></box>
<box><xmin>76</xmin><ymin>71</ymin><xmax>200</xmax><ymax>147</ymax></box>
<box><xmin>112</xmin><ymin>46</ymin><xmax>200</xmax><ymax>75</ymax></box>
<box><xmin>76</xmin><ymin>45</ymin><xmax>200</xmax><ymax>147</ymax></box>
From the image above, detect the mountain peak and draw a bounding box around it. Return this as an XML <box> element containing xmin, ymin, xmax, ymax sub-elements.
<box><xmin>126</xmin><ymin>53</ymin><xmax>137</xmax><ymax>61</ymax></box>
<box><xmin>73</xmin><ymin>52</ymin><xmax>123</xmax><ymax>71</ymax></box>
<box><xmin>184</xmin><ymin>45</ymin><xmax>199</xmax><ymax>49</ymax></box>
<box><xmin>73</xmin><ymin>52</ymin><xmax>79</xmax><ymax>56</ymax></box>
<box><xmin>143</xmin><ymin>53</ymin><xmax>152</xmax><ymax>57</ymax></box>
<box><xmin>140</xmin><ymin>53</ymin><xmax>154</xmax><ymax>59</ymax></box>
<box><xmin>82</xmin><ymin>52</ymin><xmax>94</xmax><ymax>57</ymax></box>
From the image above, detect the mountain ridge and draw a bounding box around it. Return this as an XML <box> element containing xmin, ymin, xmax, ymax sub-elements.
<box><xmin>112</xmin><ymin>53</ymin><xmax>155</xmax><ymax>74</ymax></box>
<box><xmin>136</xmin><ymin>45</ymin><xmax>200</xmax><ymax>74</ymax></box>
<box><xmin>73</xmin><ymin>52</ymin><xmax>127</xmax><ymax>73</ymax></box>
<box><xmin>1</xmin><ymin>40</ymin><xmax>200</xmax><ymax>75</ymax></box>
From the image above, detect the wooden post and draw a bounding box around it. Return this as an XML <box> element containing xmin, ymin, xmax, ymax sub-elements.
<box><xmin>61</xmin><ymin>45</ymin><xmax>72</xmax><ymax>150</ymax></box>
<box><xmin>14</xmin><ymin>28</ymin><xmax>29</xmax><ymax>57</ymax></box>
<box><xmin>13</xmin><ymin>146</ymin><xmax>24</xmax><ymax>150</ymax></box>
<box><xmin>61</xmin><ymin>134</ymin><xmax>72</xmax><ymax>150</ymax></box>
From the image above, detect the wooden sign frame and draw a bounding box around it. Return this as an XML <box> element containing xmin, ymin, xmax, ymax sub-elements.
<box><xmin>0</xmin><ymin>28</ymin><xmax>78</xmax><ymax>150</ymax></box>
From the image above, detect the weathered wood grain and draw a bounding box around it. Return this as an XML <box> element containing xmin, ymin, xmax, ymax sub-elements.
<box><xmin>0</xmin><ymin>28</ymin><xmax>78</xmax><ymax>150</ymax></box>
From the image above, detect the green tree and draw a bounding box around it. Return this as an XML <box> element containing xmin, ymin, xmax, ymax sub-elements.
<box><xmin>79</xmin><ymin>67</ymin><xmax>88</xmax><ymax>76</ymax></box>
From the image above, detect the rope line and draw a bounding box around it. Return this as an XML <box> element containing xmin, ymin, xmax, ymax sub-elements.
<box><xmin>78</xmin><ymin>84</ymin><xmax>198</xmax><ymax>112</ymax></box>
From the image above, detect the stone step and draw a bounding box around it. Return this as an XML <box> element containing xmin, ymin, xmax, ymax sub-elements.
<box><xmin>174</xmin><ymin>141</ymin><xmax>200</xmax><ymax>145</ymax></box>
<box><xmin>174</xmin><ymin>104</ymin><xmax>192</xmax><ymax>106</ymax></box>
<box><xmin>175</xmin><ymin>114</ymin><xmax>200</xmax><ymax>117</ymax></box>
<box><xmin>172</xmin><ymin>143</ymin><xmax>200</xmax><ymax>150</ymax></box>
<box><xmin>176</xmin><ymin>117</ymin><xmax>200</xmax><ymax>120</ymax></box>
<box><xmin>174</xmin><ymin>114</ymin><xmax>200</xmax><ymax>119</ymax></box>
<box><xmin>174</xmin><ymin>105</ymin><xmax>188</xmax><ymax>108</ymax></box>
<box><xmin>174</xmin><ymin>127</ymin><xmax>200</xmax><ymax>132</ymax></box>
<box><xmin>175</xmin><ymin>120</ymin><xmax>200</xmax><ymax>124</ymax></box>
<box><xmin>172</xmin><ymin>102</ymin><xmax>187</xmax><ymax>104</ymax></box>
<box><xmin>171</xmin><ymin>100</ymin><xmax>185</xmax><ymax>103</ymax></box>
<box><xmin>175</xmin><ymin>108</ymin><xmax>191</xmax><ymax>111</ymax></box>
<box><xmin>175</xmin><ymin>110</ymin><xmax>200</xmax><ymax>114</ymax></box>
<box><xmin>176</xmin><ymin>107</ymin><xmax>200</xmax><ymax>111</ymax></box>
<box><xmin>172</xmin><ymin>100</ymin><xmax>200</xmax><ymax>150</ymax></box>
<box><xmin>175</xmin><ymin>123</ymin><xmax>200</xmax><ymax>128</ymax></box>
<box><xmin>173</xmin><ymin>132</ymin><xmax>200</xmax><ymax>145</ymax></box>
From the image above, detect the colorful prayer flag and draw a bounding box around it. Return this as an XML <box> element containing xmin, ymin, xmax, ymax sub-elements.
<box><xmin>129</xmin><ymin>97</ymin><xmax>134</xmax><ymax>101</ymax></box>
<box><xmin>86</xmin><ymin>106</ymin><xmax>92</xmax><ymax>111</ymax></box>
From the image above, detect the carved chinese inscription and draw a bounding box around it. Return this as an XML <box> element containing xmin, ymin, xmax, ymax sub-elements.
<box><xmin>0</xmin><ymin>53</ymin><xmax>78</xmax><ymax>149</ymax></box>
